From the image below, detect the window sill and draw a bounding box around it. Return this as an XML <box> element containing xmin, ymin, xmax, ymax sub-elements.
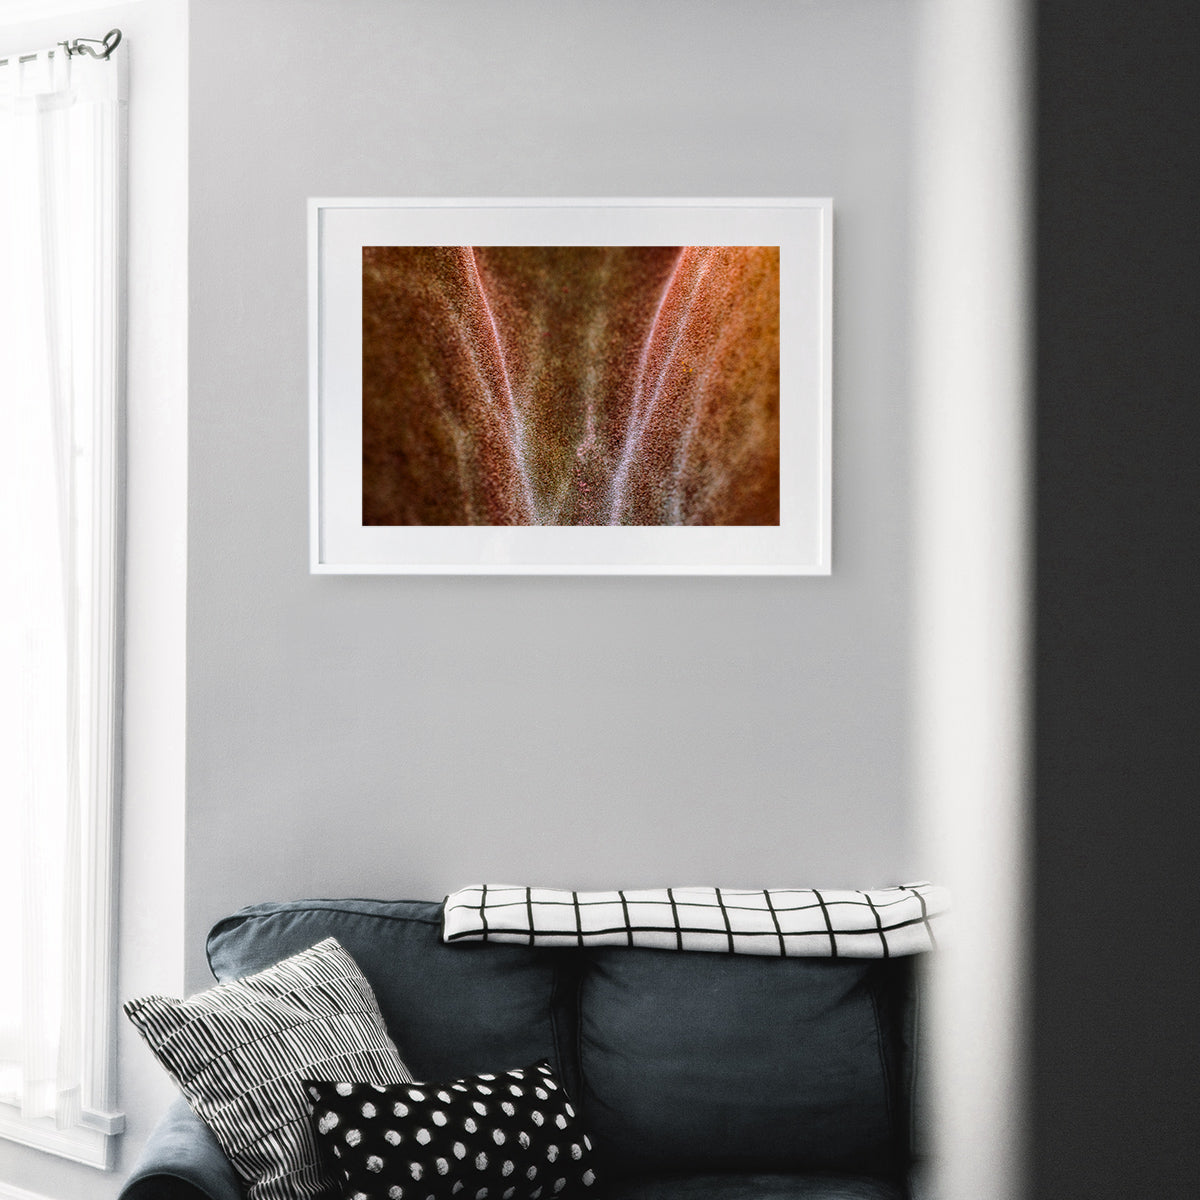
<box><xmin>0</xmin><ymin>1102</ymin><xmax>124</xmax><ymax>1170</ymax></box>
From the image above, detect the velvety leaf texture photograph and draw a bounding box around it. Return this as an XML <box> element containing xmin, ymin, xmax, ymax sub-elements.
<box><xmin>362</xmin><ymin>245</ymin><xmax>781</xmax><ymax>526</ymax></box>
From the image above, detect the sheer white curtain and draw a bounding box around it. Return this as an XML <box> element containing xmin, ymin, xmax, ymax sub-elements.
<box><xmin>0</xmin><ymin>40</ymin><xmax>122</xmax><ymax>1129</ymax></box>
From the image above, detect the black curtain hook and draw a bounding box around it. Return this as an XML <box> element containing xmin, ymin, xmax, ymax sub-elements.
<box><xmin>68</xmin><ymin>29</ymin><xmax>122</xmax><ymax>60</ymax></box>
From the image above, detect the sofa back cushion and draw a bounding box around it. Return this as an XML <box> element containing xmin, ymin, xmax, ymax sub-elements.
<box><xmin>576</xmin><ymin>947</ymin><xmax>902</xmax><ymax>1177</ymax></box>
<box><xmin>206</xmin><ymin>899</ymin><xmax>579</xmax><ymax>1099</ymax></box>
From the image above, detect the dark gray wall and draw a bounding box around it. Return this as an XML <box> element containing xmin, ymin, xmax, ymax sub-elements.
<box><xmin>185</xmin><ymin>0</ymin><xmax>920</xmax><ymax>989</ymax></box>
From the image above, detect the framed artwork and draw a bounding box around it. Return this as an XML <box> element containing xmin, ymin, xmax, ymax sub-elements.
<box><xmin>309</xmin><ymin>197</ymin><xmax>831</xmax><ymax>574</ymax></box>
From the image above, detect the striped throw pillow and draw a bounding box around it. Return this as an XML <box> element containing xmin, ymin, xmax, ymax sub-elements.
<box><xmin>125</xmin><ymin>937</ymin><xmax>413</xmax><ymax>1200</ymax></box>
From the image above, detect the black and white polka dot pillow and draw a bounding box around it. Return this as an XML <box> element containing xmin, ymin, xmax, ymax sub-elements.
<box><xmin>304</xmin><ymin>1059</ymin><xmax>598</xmax><ymax>1200</ymax></box>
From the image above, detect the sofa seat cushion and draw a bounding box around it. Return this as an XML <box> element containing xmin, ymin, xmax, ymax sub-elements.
<box><xmin>598</xmin><ymin>1172</ymin><xmax>904</xmax><ymax>1200</ymax></box>
<box><xmin>578</xmin><ymin>948</ymin><xmax>902</xmax><ymax>1176</ymax></box>
<box><xmin>206</xmin><ymin>899</ymin><xmax>578</xmax><ymax>1097</ymax></box>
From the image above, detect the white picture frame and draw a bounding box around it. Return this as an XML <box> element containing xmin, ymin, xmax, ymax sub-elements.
<box><xmin>309</xmin><ymin>197</ymin><xmax>831</xmax><ymax>574</ymax></box>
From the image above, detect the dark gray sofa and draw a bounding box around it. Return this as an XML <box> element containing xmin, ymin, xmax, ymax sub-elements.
<box><xmin>119</xmin><ymin>898</ymin><xmax>927</xmax><ymax>1200</ymax></box>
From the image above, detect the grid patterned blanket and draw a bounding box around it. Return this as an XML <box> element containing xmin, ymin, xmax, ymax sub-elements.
<box><xmin>441</xmin><ymin>882</ymin><xmax>949</xmax><ymax>958</ymax></box>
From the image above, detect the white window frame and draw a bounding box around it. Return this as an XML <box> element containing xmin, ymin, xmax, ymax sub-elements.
<box><xmin>0</xmin><ymin>33</ymin><xmax>127</xmax><ymax>1170</ymax></box>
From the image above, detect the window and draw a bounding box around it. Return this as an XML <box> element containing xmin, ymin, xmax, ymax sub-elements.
<box><xmin>0</xmin><ymin>30</ymin><xmax>125</xmax><ymax>1168</ymax></box>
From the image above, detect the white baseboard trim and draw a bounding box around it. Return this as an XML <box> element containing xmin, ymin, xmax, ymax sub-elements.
<box><xmin>0</xmin><ymin>1182</ymin><xmax>56</xmax><ymax>1200</ymax></box>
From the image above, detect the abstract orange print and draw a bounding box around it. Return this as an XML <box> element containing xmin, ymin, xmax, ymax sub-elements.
<box><xmin>362</xmin><ymin>246</ymin><xmax>780</xmax><ymax>526</ymax></box>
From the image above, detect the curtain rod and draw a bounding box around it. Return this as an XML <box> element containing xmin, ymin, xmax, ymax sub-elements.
<box><xmin>0</xmin><ymin>28</ymin><xmax>121</xmax><ymax>69</ymax></box>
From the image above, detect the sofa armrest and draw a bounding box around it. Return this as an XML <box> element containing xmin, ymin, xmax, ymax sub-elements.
<box><xmin>118</xmin><ymin>1098</ymin><xmax>244</xmax><ymax>1200</ymax></box>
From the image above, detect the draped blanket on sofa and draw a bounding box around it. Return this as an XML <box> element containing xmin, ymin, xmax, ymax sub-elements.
<box><xmin>442</xmin><ymin>882</ymin><xmax>949</xmax><ymax>958</ymax></box>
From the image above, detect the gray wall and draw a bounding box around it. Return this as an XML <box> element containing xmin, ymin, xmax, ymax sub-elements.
<box><xmin>185</xmin><ymin>0</ymin><xmax>921</xmax><ymax>989</ymax></box>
